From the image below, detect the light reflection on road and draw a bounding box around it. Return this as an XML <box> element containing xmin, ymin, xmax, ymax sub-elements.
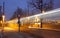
<box><xmin>0</xmin><ymin>27</ymin><xmax>17</xmax><ymax>32</ymax></box>
<box><xmin>4</xmin><ymin>27</ymin><xmax>15</xmax><ymax>31</ymax></box>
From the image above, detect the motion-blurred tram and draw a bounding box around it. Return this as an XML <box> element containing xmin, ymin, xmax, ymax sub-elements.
<box><xmin>20</xmin><ymin>8</ymin><xmax>60</xmax><ymax>24</ymax></box>
<box><xmin>6</xmin><ymin>8</ymin><xmax>60</xmax><ymax>29</ymax></box>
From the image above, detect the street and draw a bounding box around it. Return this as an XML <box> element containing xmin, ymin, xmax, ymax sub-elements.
<box><xmin>0</xmin><ymin>27</ymin><xmax>60</xmax><ymax>38</ymax></box>
<box><xmin>0</xmin><ymin>30</ymin><xmax>42</xmax><ymax>38</ymax></box>
<box><xmin>23</xmin><ymin>28</ymin><xmax>60</xmax><ymax>38</ymax></box>
<box><xmin>0</xmin><ymin>0</ymin><xmax>60</xmax><ymax>38</ymax></box>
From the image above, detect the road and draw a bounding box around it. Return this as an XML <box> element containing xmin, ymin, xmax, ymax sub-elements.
<box><xmin>0</xmin><ymin>23</ymin><xmax>60</xmax><ymax>38</ymax></box>
<box><xmin>23</xmin><ymin>28</ymin><xmax>60</xmax><ymax>38</ymax></box>
<box><xmin>0</xmin><ymin>28</ymin><xmax>60</xmax><ymax>38</ymax></box>
<box><xmin>0</xmin><ymin>29</ymin><xmax>41</xmax><ymax>38</ymax></box>
<box><xmin>0</xmin><ymin>31</ymin><xmax>42</xmax><ymax>38</ymax></box>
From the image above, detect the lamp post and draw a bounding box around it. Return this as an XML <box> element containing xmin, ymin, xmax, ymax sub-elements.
<box><xmin>1</xmin><ymin>2</ymin><xmax>5</xmax><ymax>38</ymax></box>
<box><xmin>2</xmin><ymin>15</ymin><xmax>5</xmax><ymax>31</ymax></box>
<box><xmin>2</xmin><ymin>1</ymin><xmax>5</xmax><ymax>34</ymax></box>
<box><xmin>1</xmin><ymin>14</ymin><xmax>5</xmax><ymax>38</ymax></box>
<box><xmin>17</xmin><ymin>15</ymin><xmax>21</xmax><ymax>32</ymax></box>
<box><xmin>2</xmin><ymin>15</ymin><xmax>5</xmax><ymax>22</ymax></box>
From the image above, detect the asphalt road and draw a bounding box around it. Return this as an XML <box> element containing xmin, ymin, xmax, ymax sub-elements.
<box><xmin>0</xmin><ymin>31</ymin><xmax>41</xmax><ymax>38</ymax></box>
<box><xmin>23</xmin><ymin>28</ymin><xmax>60</xmax><ymax>38</ymax></box>
<box><xmin>0</xmin><ymin>28</ymin><xmax>60</xmax><ymax>38</ymax></box>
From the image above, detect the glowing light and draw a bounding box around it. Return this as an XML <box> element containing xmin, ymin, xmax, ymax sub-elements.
<box><xmin>4</xmin><ymin>27</ymin><xmax>15</xmax><ymax>31</ymax></box>
<box><xmin>27</xmin><ymin>17</ymin><xmax>30</xmax><ymax>20</ymax></box>
<box><xmin>1</xmin><ymin>21</ymin><xmax>2</xmax><ymax>23</ymax></box>
<box><xmin>7</xmin><ymin>8</ymin><xmax>60</xmax><ymax>24</ymax></box>
<box><xmin>42</xmin><ymin>10</ymin><xmax>45</xmax><ymax>13</ymax></box>
<box><xmin>2</xmin><ymin>15</ymin><xmax>5</xmax><ymax>22</ymax></box>
<box><xmin>20</xmin><ymin>8</ymin><xmax>60</xmax><ymax>21</ymax></box>
<box><xmin>28</xmin><ymin>26</ymin><xmax>39</xmax><ymax>28</ymax></box>
<box><xmin>35</xmin><ymin>23</ymin><xmax>41</xmax><ymax>25</ymax></box>
<box><xmin>28</xmin><ymin>26</ymin><xmax>31</xmax><ymax>28</ymax></box>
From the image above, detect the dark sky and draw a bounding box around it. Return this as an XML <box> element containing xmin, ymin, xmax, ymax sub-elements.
<box><xmin>0</xmin><ymin>0</ymin><xmax>60</xmax><ymax>20</ymax></box>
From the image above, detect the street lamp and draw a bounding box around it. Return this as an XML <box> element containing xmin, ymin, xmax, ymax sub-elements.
<box><xmin>2</xmin><ymin>14</ymin><xmax>5</xmax><ymax>31</ymax></box>
<box><xmin>1</xmin><ymin>14</ymin><xmax>5</xmax><ymax>38</ymax></box>
<box><xmin>17</xmin><ymin>15</ymin><xmax>21</xmax><ymax>32</ymax></box>
<box><xmin>1</xmin><ymin>1</ymin><xmax>5</xmax><ymax>38</ymax></box>
<box><xmin>2</xmin><ymin>15</ymin><xmax>5</xmax><ymax>22</ymax></box>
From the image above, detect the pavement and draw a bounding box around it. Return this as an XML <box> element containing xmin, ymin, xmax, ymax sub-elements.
<box><xmin>0</xmin><ymin>27</ymin><xmax>60</xmax><ymax>38</ymax></box>
<box><xmin>28</xmin><ymin>27</ymin><xmax>60</xmax><ymax>31</ymax></box>
<box><xmin>23</xmin><ymin>28</ymin><xmax>60</xmax><ymax>38</ymax></box>
<box><xmin>0</xmin><ymin>31</ymin><xmax>39</xmax><ymax>38</ymax></box>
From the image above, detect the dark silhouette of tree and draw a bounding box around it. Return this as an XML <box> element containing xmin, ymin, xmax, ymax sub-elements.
<box><xmin>28</xmin><ymin>0</ymin><xmax>53</xmax><ymax>13</ymax></box>
<box><xmin>10</xmin><ymin>7</ymin><xmax>25</xmax><ymax>20</ymax></box>
<box><xmin>0</xmin><ymin>6</ymin><xmax>2</xmax><ymax>21</ymax></box>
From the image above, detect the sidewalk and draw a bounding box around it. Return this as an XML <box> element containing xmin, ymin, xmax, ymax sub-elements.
<box><xmin>39</xmin><ymin>28</ymin><xmax>60</xmax><ymax>32</ymax></box>
<box><xmin>28</xmin><ymin>27</ymin><xmax>60</xmax><ymax>31</ymax></box>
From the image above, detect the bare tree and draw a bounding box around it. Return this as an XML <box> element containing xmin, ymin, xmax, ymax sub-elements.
<box><xmin>28</xmin><ymin>0</ymin><xmax>54</xmax><ymax>13</ymax></box>
<box><xmin>10</xmin><ymin>7</ymin><xmax>24</xmax><ymax>20</ymax></box>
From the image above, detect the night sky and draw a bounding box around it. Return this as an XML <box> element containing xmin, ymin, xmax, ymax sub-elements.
<box><xmin>0</xmin><ymin>0</ymin><xmax>60</xmax><ymax>20</ymax></box>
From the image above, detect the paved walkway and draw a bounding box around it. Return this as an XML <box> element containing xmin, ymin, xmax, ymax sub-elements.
<box><xmin>24</xmin><ymin>28</ymin><xmax>60</xmax><ymax>38</ymax></box>
<box><xmin>0</xmin><ymin>31</ymin><xmax>38</xmax><ymax>38</ymax></box>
